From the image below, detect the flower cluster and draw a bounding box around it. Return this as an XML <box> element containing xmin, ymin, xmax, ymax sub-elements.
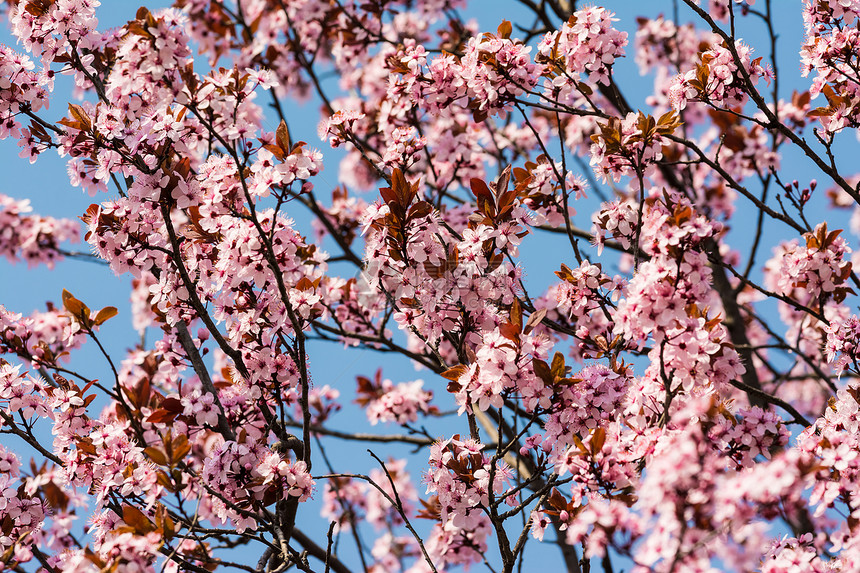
<box><xmin>0</xmin><ymin>444</ymin><xmax>47</xmax><ymax>567</ymax></box>
<box><xmin>421</xmin><ymin>436</ymin><xmax>512</xmax><ymax>568</ymax></box>
<box><xmin>549</xmin><ymin>261</ymin><xmax>619</xmax><ymax>360</ymax></box>
<box><xmin>446</xmin><ymin>318</ymin><xmax>553</xmax><ymax>413</ymax></box>
<box><xmin>318</xmin><ymin>109</ymin><xmax>366</xmax><ymax>147</ymax></box>
<box><xmin>542</xmin><ymin>365</ymin><xmax>630</xmax><ymax>458</ymax></box>
<box><xmin>589</xmin><ymin>111</ymin><xmax>682</xmax><ymax>186</ymax></box>
<box><xmin>362</xmin><ymin>168</ymin><xmax>527</xmax><ymax>356</ymax></box>
<box><xmin>380</xmin><ymin>126</ymin><xmax>427</xmax><ymax>170</ymax></box>
<box><xmin>537</xmin><ymin>7</ymin><xmax>628</xmax><ymax>100</ymax></box>
<box><xmin>0</xmin><ymin>44</ymin><xmax>50</xmax><ymax>147</ymax></box>
<box><xmin>202</xmin><ymin>440</ymin><xmax>313</xmax><ymax>531</ymax></box>
<box><xmin>612</xmin><ymin>199</ymin><xmax>719</xmax><ymax>345</ymax></box>
<box><xmin>0</xmin><ymin>304</ymin><xmax>83</xmax><ymax>367</ymax></box>
<box><xmin>760</xmin><ymin>534</ymin><xmax>829</xmax><ymax>573</ymax></box>
<box><xmin>356</xmin><ymin>370</ymin><xmax>435</xmax><ymax>425</ymax></box>
<box><xmin>768</xmin><ymin>222</ymin><xmax>853</xmax><ymax>304</ymax></box>
<box><xmin>668</xmin><ymin>40</ymin><xmax>771</xmax><ymax>110</ymax></box>
<box><xmin>591</xmin><ymin>198</ymin><xmax>639</xmax><ymax>254</ymax></box>
<box><xmin>612</xmin><ymin>199</ymin><xmax>748</xmax><ymax>401</ymax></box>
<box><xmin>425</xmin><ymin>436</ymin><xmax>512</xmax><ymax>527</ymax></box>
<box><xmin>105</xmin><ymin>8</ymin><xmax>192</xmax><ymax>108</ymax></box>
<box><xmin>405</xmin><ymin>22</ymin><xmax>542</xmax><ymax>120</ymax></box>
<box><xmin>554</xmin><ymin>261</ymin><xmax>617</xmax><ymax>321</ymax></box>
<box><xmin>801</xmin><ymin>0</ymin><xmax>860</xmax><ymax>133</ymax></box>
<box><xmin>250</xmin><ymin>140</ymin><xmax>323</xmax><ymax>198</ymax></box>
<box><xmin>424</xmin><ymin>512</ymin><xmax>493</xmax><ymax>570</ymax></box>
<box><xmin>0</xmin><ymin>194</ymin><xmax>79</xmax><ymax>268</ymax></box>
<box><xmin>797</xmin><ymin>382</ymin><xmax>860</xmax><ymax>540</ymax></box>
<box><xmin>368</xmin><ymin>534</ymin><xmax>423</xmax><ymax>573</ymax></box>
<box><xmin>826</xmin><ymin>314</ymin><xmax>860</xmax><ymax>376</ymax></box>
<box><xmin>9</xmin><ymin>0</ymin><xmax>99</xmax><ymax>65</ymax></box>
<box><xmin>458</xmin><ymin>24</ymin><xmax>542</xmax><ymax>117</ymax></box>
<box><xmin>0</xmin><ymin>360</ymin><xmax>51</xmax><ymax>420</ymax></box>
<box><xmin>713</xmin><ymin>406</ymin><xmax>789</xmax><ymax>468</ymax></box>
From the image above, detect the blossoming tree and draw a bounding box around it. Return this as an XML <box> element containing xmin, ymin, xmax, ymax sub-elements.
<box><xmin>2</xmin><ymin>0</ymin><xmax>860</xmax><ymax>571</ymax></box>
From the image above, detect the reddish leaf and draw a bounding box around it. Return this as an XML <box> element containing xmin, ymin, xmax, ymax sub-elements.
<box><xmin>591</xmin><ymin>427</ymin><xmax>606</xmax><ymax>454</ymax></box>
<box><xmin>499</xmin><ymin>321</ymin><xmax>521</xmax><ymax>343</ymax></box>
<box><xmin>68</xmin><ymin>103</ymin><xmax>91</xmax><ymax>131</ymax></box>
<box><xmin>470</xmin><ymin>178</ymin><xmax>492</xmax><ymax>202</ymax></box>
<box><xmin>380</xmin><ymin>184</ymin><xmax>398</xmax><ymax>207</ymax></box>
<box><xmin>144</xmin><ymin>447</ymin><xmax>169</xmax><ymax>466</ymax></box>
<box><xmin>555</xmin><ymin>263</ymin><xmax>574</xmax><ymax>282</ymax></box>
<box><xmin>122</xmin><ymin>505</ymin><xmax>154</xmax><ymax>534</ymax></box>
<box><xmin>94</xmin><ymin>306</ymin><xmax>118</xmax><ymax>326</ymax></box>
<box><xmin>523</xmin><ymin>308</ymin><xmax>547</xmax><ymax>335</ymax></box>
<box><xmin>171</xmin><ymin>434</ymin><xmax>191</xmax><ymax>463</ymax></box>
<box><xmin>161</xmin><ymin>397</ymin><xmax>183</xmax><ymax>412</ymax></box>
<box><xmin>510</xmin><ymin>298</ymin><xmax>523</xmax><ymax>332</ymax></box>
<box><xmin>62</xmin><ymin>289</ymin><xmax>90</xmax><ymax>322</ymax></box>
<box><xmin>441</xmin><ymin>364</ymin><xmax>468</xmax><ymax>381</ymax></box>
<box><xmin>147</xmin><ymin>408</ymin><xmax>178</xmax><ymax>424</ymax></box>
<box><xmin>532</xmin><ymin>358</ymin><xmax>552</xmax><ymax>385</ymax></box>
<box><xmin>391</xmin><ymin>168</ymin><xmax>412</xmax><ymax>207</ymax></box>
<box><xmin>295</xmin><ymin>276</ymin><xmax>314</xmax><ymax>291</ymax></box>
<box><xmin>550</xmin><ymin>352</ymin><xmax>566</xmax><ymax>379</ymax></box>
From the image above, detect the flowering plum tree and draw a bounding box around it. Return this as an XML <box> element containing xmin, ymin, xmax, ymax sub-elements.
<box><xmin>3</xmin><ymin>0</ymin><xmax>860</xmax><ymax>571</ymax></box>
